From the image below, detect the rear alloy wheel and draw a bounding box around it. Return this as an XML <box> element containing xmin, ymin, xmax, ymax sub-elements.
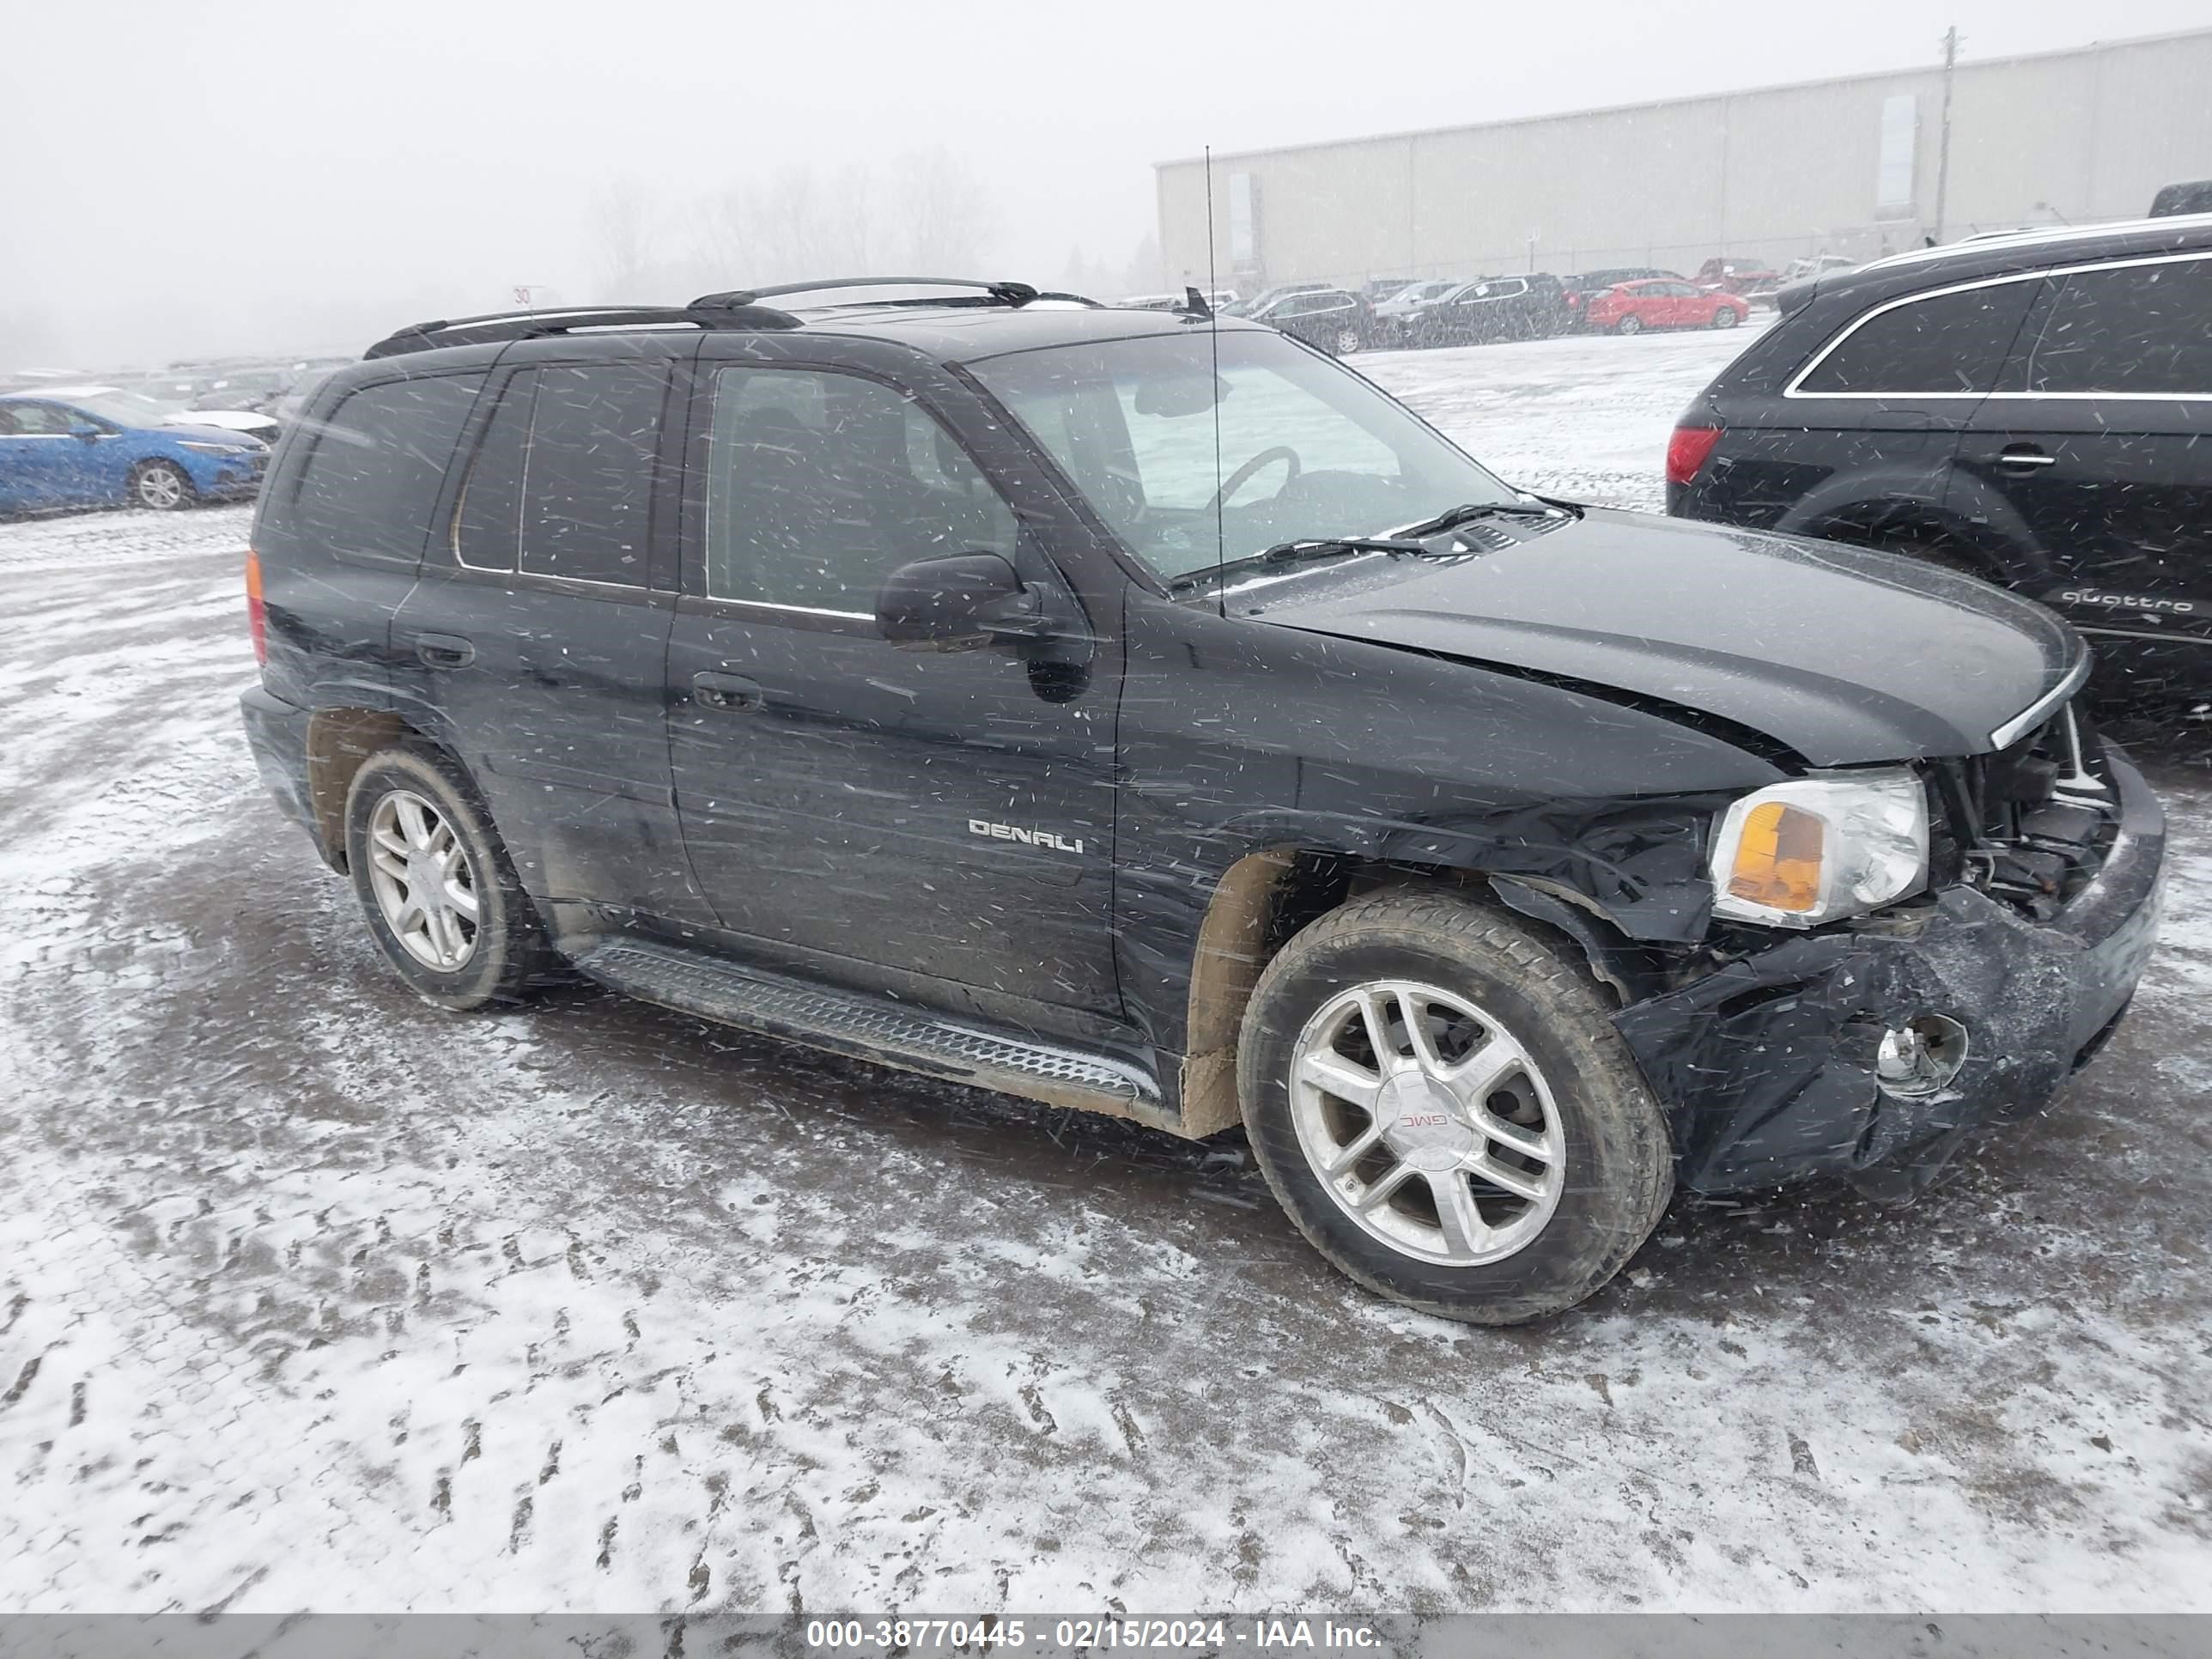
<box><xmin>1712</xmin><ymin>305</ymin><xmax>1741</xmax><ymax>330</ymax></box>
<box><xmin>1613</xmin><ymin>313</ymin><xmax>1643</xmax><ymax>336</ymax></box>
<box><xmin>344</xmin><ymin>745</ymin><xmax>561</xmax><ymax>1010</ymax></box>
<box><xmin>1239</xmin><ymin>890</ymin><xmax>1674</xmax><ymax>1323</ymax></box>
<box><xmin>131</xmin><ymin>459</ymin><xmax>193</xmax><ymax>510</ymax></box>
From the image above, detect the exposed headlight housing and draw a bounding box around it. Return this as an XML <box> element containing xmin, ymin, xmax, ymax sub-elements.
<box><xmin>1709</xmin><ymin>768</ymin><xmax>1929</xmax><ymax>928</ymax></box>
<box><xmin>179</xmin><ymin>440</ymin><xmax>250</xmax><ymax>455</ymax></box>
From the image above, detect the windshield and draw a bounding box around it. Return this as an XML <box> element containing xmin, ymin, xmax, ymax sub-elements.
<box><xmin>66</xmin><ymin>390</ymin><xmax>180</xmax><ymax>427</ymax></box>
<box><xmin>970</xmin><ymin>327</ymin><xmax>1515</xmax><ymax>585</ymax></box>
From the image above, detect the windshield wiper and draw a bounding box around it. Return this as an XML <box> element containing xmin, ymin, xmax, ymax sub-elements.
<box><xmin>1391</xmin><ymin>497</ymin><xmax>1580</xmax><ymax>538</ymax></box>
<box><xmin>1166</xmin><ymin>536</ymin><xmax>1427</xmax><ymax>594</ymax></box>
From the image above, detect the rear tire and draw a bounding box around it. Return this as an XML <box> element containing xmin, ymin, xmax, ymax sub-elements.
<box><xmin>343</xmin><ymin>745</ymin><xmax>561</xmax><ymax>1011</ymax></box>
<box><xmin>1237</xmin><ymin>890</ymin><xmax>1674</xmax><ymax>1324</ymax></box>
<box><xmin>130</xmin><ymin>459</ymin><xmax>194</xmax><ymax>511</ymax></box>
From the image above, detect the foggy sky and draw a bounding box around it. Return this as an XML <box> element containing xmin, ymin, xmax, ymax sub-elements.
<box><xmin>7</xmin><ymin>0</ymin><xmax>2210</xmax><ymax>368</ymax></box>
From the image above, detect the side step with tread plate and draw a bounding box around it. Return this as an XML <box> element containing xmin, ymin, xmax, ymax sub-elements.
<box><xmin>572</xmin><ymin>939</ymin><xmax>1174</xmax><ymax>1130</ymax></box>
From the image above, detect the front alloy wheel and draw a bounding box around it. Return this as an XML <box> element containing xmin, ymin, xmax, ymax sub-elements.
<box><xmin>366</xmin><ymin>789</ymin><xmax>480</xmax><ymax>970</ymax></box>
<box><xmin>131</xmin><ymin>460</ymin><xmax>192</xmax><ymax>510</ymax></box>
<box><xmin>1237</xmin><ymin>890</ymin><xmax>1673</xmax><ymax>1323</ymax></box>
<box><xmin>1335</xmin><ymin>325</ymin><xmax>1364</xmax><ymax>356</ymax></box>
<box><xmin>1290</xmin><ymin>980</ymin><xmax>1564</xmax><ymax>1264</ymax></box>
<box><xmin>1614</xmin><ymin>314</ymin><xmax>1644</xmax><ymax>336</ymax></box>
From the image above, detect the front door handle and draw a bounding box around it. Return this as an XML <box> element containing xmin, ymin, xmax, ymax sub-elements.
<box><xmin>691</xmin><ymin>671</ymin><xmax>765</xmax><ymax>712</ymax></box>
<box><xmin>415</xmin><ymin>632</ymin><xmax>474</xmax><ymax>668</ymax></box>
<box><xmin>1997</xmin><ymin>444</ymin><xmax>2057</xmax><ymax>471</ymax></box>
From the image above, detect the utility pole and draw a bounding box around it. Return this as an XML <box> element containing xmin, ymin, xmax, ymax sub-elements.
<box><xmin>1932</xmin><ymin>25</ymin><xmax>1959</xmax><ymax>243</ymax></box>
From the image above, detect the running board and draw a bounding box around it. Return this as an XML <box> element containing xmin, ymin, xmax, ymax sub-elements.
<box><xmin>572</xmin><ymin>939</ymin><xmax>1173</xmax><ymax>1129</ymax></box>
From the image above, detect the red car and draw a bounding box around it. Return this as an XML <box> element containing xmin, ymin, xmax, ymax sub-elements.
<box><xmin>1586</xmin><ymin>279</ymin><xmax>1750</xmax><ymax>335</ymax></box>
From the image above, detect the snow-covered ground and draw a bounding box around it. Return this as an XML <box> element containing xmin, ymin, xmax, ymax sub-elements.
<box><xmin>3</xmin><ymin>327</ymin><xmax>2209</xmax><ymax>1617</ymax></box>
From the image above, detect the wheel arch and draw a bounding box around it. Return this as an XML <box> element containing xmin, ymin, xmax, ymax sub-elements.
<box><xmin>1175</xmin><ymin>847</ymin><xmax>1656</xmax><ymax>1136</ymax></box>
<box><xmin>1793</xmin><ymin>494</ymin><xmax>2026</xmax><ymax>581</ymax></box>
<box><xmin>304</xmin><ymin>706</ymin><xmax>443</xmax><ymax>870</ymax></box>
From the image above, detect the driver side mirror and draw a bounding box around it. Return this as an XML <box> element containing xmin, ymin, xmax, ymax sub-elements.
<box><xmin>877</xmin><ymin>552</ymin><xmax>1048</xmax><ymax>652</ymax></box>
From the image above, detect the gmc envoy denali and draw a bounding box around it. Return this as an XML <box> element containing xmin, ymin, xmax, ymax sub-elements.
<box><xmin>240</xmin><ymin>278</ymin><xmax>2164</xmax><ymax>1323</ymax></box>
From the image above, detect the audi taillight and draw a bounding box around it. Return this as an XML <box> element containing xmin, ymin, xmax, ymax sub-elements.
<box><xmin>245</xmin><ymin>547</ymin><xmax>267</xmax><ymax>665</ymax></box>
<box><xmin>1666</xmin><ymin>423</ymin><xmax>1723</xmax><ymax>488</ymax></box>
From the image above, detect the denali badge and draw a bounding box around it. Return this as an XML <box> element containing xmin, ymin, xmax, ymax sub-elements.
<box><xmin>969</xmin><ymin>818</ymin><xmax>1085</xmax><ymax>854</ymax></box>
<box><xmin>2057</xmin><ymin>589</ymin><xmax>2196</xmax><ymax>614</ymax></box>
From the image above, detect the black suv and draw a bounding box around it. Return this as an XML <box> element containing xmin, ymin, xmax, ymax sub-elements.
<box><xmin>240</xmin><ymin>276</ymin><xmax>2164</xmax><ymax>1324</ymax></box>
<box><xmin>1409</xmin><ymin>275</ymin><xmax>1570</xmax><ymax>347</ymax></box>
<box><xmin>1241</xmin><ymin>286</ymin><xmax>1371</xmax><ymax>356</ymax></box>
<box><xmin>1668</xmin><ymin>215</ymin><xmax>2212</xmax><ymax>690</ymax></box>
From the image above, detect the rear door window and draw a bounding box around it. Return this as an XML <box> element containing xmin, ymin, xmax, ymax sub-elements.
<box><xmin>451</xmin><ymin>362</ymin><xmax>665</xmax><ymax>586</ymax></box>
<box><xmin>2017</xmin><ymin>258</ymin><xmax>2212</xmax><ymax>396</ymax></box>
<box><xmin>1796</xmin><ymin>279</ymin><xmax>2040</xmax><ymax>396</ymax></box>
<box><xmin>287</xmin><ymin>374</ymin><xmax>485</xmax><ymax>561</ymax></box>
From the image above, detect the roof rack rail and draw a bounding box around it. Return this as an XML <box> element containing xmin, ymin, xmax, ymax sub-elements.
<box><xmin>690</xmin><ymin>276</ymin><xmax>1050</xmax><ymax>310</ymax></box>
<box><xmin>362</xmin><ymin>303</ymin><xmax>802</xmax><ymax>361</ymax></box>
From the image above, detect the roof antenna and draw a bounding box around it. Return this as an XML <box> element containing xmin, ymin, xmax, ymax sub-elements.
<box><xmin>1205</xmin><ymin>145</ymin><xmax>1226</xmax><ymax>619</ymax></box>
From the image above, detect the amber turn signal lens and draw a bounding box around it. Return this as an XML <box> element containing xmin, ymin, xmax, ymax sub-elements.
<box><xmin>1726</xmin><ymin>800</ymin><xmax>1823</xmax><ymax>912</ymax></box>
<box><xmin>245</xmin><ymin>548</ymin><xmax>267</xmax><ymax>666</ymax></box>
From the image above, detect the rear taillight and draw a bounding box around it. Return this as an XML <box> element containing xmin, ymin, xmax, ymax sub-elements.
<box><xmin>245</xmin><ymin>547</ymin><xmax>267</xmax><ymax>665</ymax></box>
<box><xmin>1666</xmin><ymin>423</ymin><xmax>1723</xmax><ymax>488</ymax></box>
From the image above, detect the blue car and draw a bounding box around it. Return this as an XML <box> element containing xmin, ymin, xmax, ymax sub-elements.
<box><xmin>0</xmin><ymin>387</ymin><xmax>270</xmax><ymax>514</ymax></box>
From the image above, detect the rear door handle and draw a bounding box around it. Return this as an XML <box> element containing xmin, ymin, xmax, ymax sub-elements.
<box><xmin>1997</xmin><ymin>444</ymin><xmax>2057</xmax><ymax>471</ymax></box>
<box><xmin>415</xmin><ymin>632</ymin><xmax>474</xmax><ymax>668</ymax></box>
<box><xmin>691</xmin><ymin>671</ymin><xmax>765</xmax><ymax>712</ymax></box>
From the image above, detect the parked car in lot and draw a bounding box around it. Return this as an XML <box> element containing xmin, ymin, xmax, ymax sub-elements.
<box><xmin>0</xmin><ymin>389</ymin><xmax>269</xmax><ymax>513</ymax></box>
<box><xmin>1668</xmin><ymin>212</ymin><xmax>2212</xmax><ymax>691</ymax></box>
<box><xmin>2150</xmin><ymin>179</ymin><xmax>2212</xmax><ymax>216</ymax></box>
<box><xmin>1587</xmin><ymin>279</ymin><xmax>1749</xmax><ymax>334</ymax></box>
<box><xmin>1559</xmin><ymin>268</ymin><xmax>1684</xmax><ymax>331</ymax></box>
<box><xmin>1695</xmin><ymin>258</ymin><xmax>1784</xmax><ymax>307</ymax></box>
<box><xmin>48</xmin><ymin>382</ymin><xmax>281</xmax><ymax>447</ymax></box>
<box><xmin>240</xmin><ymin>276</ymin><xmax>2160</xmax><ymax>1324</ymax></box>
<box><xmin>1368</xmin><ymin>279</ymin><xmax>1462</xmax><ymax>345</ymax></box>
<box><xmin>1408</xmin><ymin>275</ymin><xmax>1571</xmax><ymax>346</ymax></box>
<box><xmin>1244</xmin><ymin>285</ymin><xmax>1371</xmax><ymax>355</ymax></box>
<box><xmin>1221</xmin><ymin>283</ymin><xmax>1330</xmax><ymax>319</ymax></box>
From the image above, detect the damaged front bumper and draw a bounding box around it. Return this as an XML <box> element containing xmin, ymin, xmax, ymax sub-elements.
<box><xmin>1613</xmin><ymin>750</ymin><xmax>2165</xmax><ymax>1195</ymax></box>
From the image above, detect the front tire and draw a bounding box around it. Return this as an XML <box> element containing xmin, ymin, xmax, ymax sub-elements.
<box><xmin>1712</xmin><ymin>305</ymin><xmax>1741</xmax><ymax>330</ymax></box>
<box><xmin>1335</xmin><ymin>325</ymin><xmax>1364</xmax><ymax>356</ymax></box>
<box><xmin>1237</xmin><ymin>890</ymin><xmax>1673</xmax><ymax>1324</ymax></box>
<box><xmin>343</xmin><ymin>745</ymin><xmax>560</xmax><ymax>1011</ymax></box>
<box><xmin>131</xmin><ymin>459</ymin><xmax>194</xmax><ymax>510</ymax></box>
<box><xmin>1613</xmin><ymin>314</ymin><xmax>1643</xmax><ymax>336</ymax></box>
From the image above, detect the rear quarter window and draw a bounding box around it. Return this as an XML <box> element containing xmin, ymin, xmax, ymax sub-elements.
<box><xmin>272</xmin><ymin>374</ymin><xmax>485</xmax><ymax>561</ymax></box>
<box><xmin>1795</xmin><ymin>279</ymin><xmax>2039</xmax><ymax>396</ymax></box>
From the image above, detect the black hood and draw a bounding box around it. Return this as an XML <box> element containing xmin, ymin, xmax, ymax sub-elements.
<box><xmin>1248</xmin><ymin>508</ymin><xmax>2084</xmax><ymax>766</ymax></box>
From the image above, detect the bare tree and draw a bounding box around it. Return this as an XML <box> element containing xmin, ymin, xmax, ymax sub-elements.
<box><xmin>586</xmin><ymin>178</ymin><xmax>658</xmax><ymax>301</ymax></box>
<box><xmin>885</xmin><ymin>148</ymin><xmax>993</xmax><ymax>272</ymax></box>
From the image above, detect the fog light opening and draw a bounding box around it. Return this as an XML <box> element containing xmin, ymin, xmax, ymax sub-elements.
<box><xmin>1876</xmin><ymin>1015</ymin><xmax>1971</xmax><ymax>1098</ymax></box>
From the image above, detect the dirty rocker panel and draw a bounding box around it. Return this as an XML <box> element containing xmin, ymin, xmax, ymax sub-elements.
<box><xmin>573</xmin><ymin>939</ymin><xmax>1173</xmax><ymax>1131</ymax></box>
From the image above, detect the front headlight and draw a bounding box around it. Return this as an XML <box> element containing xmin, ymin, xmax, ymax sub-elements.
<box><xmin>1709</xmin><ymin>768</ymin><xmax>1929</xmax><ymax>928</ymax></box>
<box><xmin>179</xmin><ymin>440</ymin><xmax>249</xmax><ymax>456</ymax></box>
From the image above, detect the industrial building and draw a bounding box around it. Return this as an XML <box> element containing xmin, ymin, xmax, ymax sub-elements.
<box><xmin>1155</xmin><ymin>27</ymin><xmax>2212</xmax><ymax>295</ymax></box>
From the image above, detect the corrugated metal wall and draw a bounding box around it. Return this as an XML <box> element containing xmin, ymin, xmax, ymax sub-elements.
<box><xmin>1155</xmin><ymin>29</ymin><xmax>2212</xmax><ymax>294</ymax></box>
